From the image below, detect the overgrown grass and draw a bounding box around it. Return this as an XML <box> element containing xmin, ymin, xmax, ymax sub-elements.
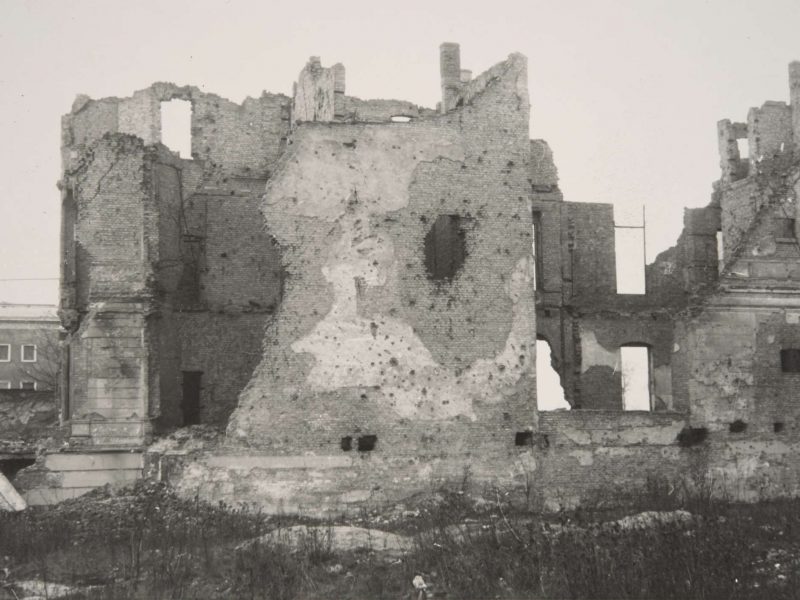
<box><xmin>2</xmin><ymin>479</ymin><xmax>800</xmax><ymax>599</ymax></box>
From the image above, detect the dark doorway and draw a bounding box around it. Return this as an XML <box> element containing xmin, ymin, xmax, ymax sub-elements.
<box><xmin>182</xmin><ymin>371</ymin><xmax>203</xmax><ymax>425</ymax></box>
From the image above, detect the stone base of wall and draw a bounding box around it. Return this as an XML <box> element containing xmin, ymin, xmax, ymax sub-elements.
<box><xmin>144</xmin><ymin>411</ymin><xmax>800</xmax><ymax>516</ymax></box>
<box><xmin>145</xmin><ymin>445</ymin><xmax>536</xmax><ymax>516</ymax></box>
<box><xmin>15</xmin><ymin>450</ymin><xmax>144</xmax><ymax>506</ymax></box>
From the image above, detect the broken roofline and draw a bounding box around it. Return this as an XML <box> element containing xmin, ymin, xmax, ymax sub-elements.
<box><xmin>63</xmin><ymin>44</ymin><xmax>528</xmax><ymax>158</ymax></box>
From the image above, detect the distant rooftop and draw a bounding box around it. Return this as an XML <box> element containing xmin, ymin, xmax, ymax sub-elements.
<box><xmin>0</xmin><ymin>303</ymin><xmax>59</xmax><ymax>322</ymax></box>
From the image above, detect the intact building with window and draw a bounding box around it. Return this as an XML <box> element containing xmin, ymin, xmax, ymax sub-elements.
<box><xmin>0</xmin><ymin>304</ymin><xmax>60</xmax><ymax>391</ymax></box>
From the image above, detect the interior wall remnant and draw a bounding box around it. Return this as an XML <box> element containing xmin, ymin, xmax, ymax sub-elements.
<box><xmin>227</xmin><ymin>50</ymin><xmax>538</xmax><ymax>463</ymax></box>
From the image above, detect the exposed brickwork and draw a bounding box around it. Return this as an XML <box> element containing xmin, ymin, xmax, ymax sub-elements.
<box><xmin>45</xmin><ymin>46</ymin><xmax>800</xmax><ymax>513</ymax></box>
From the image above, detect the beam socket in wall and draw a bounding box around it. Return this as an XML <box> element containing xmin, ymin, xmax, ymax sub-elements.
<box><xmin>357</xmin><ymin>435</ymin><xmax>377</xmax><ymax>452</ymax></box>
<box><xmin>676</xmin><ymin>426</ymin><xmax>708</xmax><ymax>447</ymax></box>
<box><xmin>515</xmin><ymin>431</ymin><xmax>533</xmax><ymax>446</ymax></box>
<box><xmin>729</xmin><ymin>420</ymin><xmax>747</xmax><ymax>434</ymax></box>
<box><xmin>774</xmin><ymin>422</ymin><xmax>785</xmax><ymax>433</ymax></box>
<box><xmin>340</xmin><ymin>436</ymin><xmax>353</xmax><ymax>451</ymax></box>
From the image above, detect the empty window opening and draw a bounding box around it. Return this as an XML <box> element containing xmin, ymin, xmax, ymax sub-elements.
<box><xmin>357</xmin><ymin>434</ymin><xmax>377</xmax><ymax>451</ymax></box>
<box><xmin>391</xmin><ymin>115</ymin><xmax>412</xmax><ymax>123</ymax></box>
<box><xmin>775</xmin><ymin>217</ymin><xmax>796</xmax><ymax>239</ymax></box>
<box><xmin>20</xmin><ymin>381</ymin><xmax>36</xmax><ymax>391</ymax></box>
<box><xmin>340</xmin><ymin>436</ymin><xmax>353</xmax><ymax>451</ymax></box>
<box><xmin>716</xmin><ymin>230</ymin><xmax>724</xmax><ymax>266</ymax></box>
<box><xmin>161</xmin><ymin>99</ymin><xmax>192</xmax><ymax>158</ymax></box>
<box><xmin>0</xmin><ymin>344</ymin><xmax>8</xmax><ymax>362</ymax></box>
<box><xmin>736</xmin><ymin>138</ymin><xmax>749</xmax><ymax>160</ymax></box>
<box><xmin>536</xmin><ymin>338</ymin><xmax>569</xmax><ymax>410</ymax></box>
<box><xmin>532</xmin><ymin>211</ymin><xmax>543</xmax><ymax>290</ymax></box>
<box><xmin>181</xmin><ymin>371</ymin><xmax>202</xmax><ymax>425</ymax></box>
<box><xmin>424</xmin><ymin>215</ymin><xmax>468</xmax><ymax>281</ymax></box>
<box><xmin>614</xmin><ymin>206</ymin><xmax>646</xmax><ymax>294</ymax></box>
<box><xmin>21</xmin><ymin>344</ymin><xmax>36</xmax><ymax>362</ymax></box>
<box><xmin>0</xmin><ymin>381</ymin><xmax>10</xmax><ymax>389</ymax></box>
<box><xmin>620</xmin><ymin>344</ymin><xmax>652</xmax><ymax>411</ymax></box>
<box><xmin>781</xmin><ymin>349</ymin><xmax>800</xmax><ymax>372</ymax></box>
<box><xmin>515</xmin><ymin>431</ymin><xmax>533</xmax><ymax>446</ymax></box>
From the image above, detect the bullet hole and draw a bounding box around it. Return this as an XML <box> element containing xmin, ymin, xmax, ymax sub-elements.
<box><xmin>343</xmin><ymin>139</ymin><xmax>357</xmax><ymax>149</ymax></box>
<box><xmin>357</xmin><ymin>435</ymin><xmax>377</xmax><ymax>451</ymax></box>
<box><xmin>774</xmin><ymin>422</ymin><xmax>785</xmax><ymax>433</ymax></box>
<box><xmin>676</xmin><ymin>427</ymin><xmax>708</xmax><ymax>447</ymax></box>
<box><xmin>515</xmin><ymin>431</ymin><xmax>533</xmax><ymax>446</ymax></box>
<box><xmin>421</xmin><ymin>387</ymin><xmax>427</xmax><ymax>396</ymax></box>
<box><xmin>360</xmin><ymin>394</ymin><xmax>367</xmax><ymax>400</ymax></box>
<box><xmin>729</xmin><ymin>420</ymin><xmax>747</xmax><ymax>433</ymax></box>
<box><xmin>340</xmin><ymin>436</ymin><xmax>353</xmax><ymax>451</ymax></box>
<box><xmin>389</xmin><ymin>357</ymin><xmax>399</xmax><ymax>367</ymax></box>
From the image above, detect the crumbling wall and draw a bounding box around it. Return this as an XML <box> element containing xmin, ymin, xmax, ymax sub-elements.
<box><xmin>0</xmin><ymin>391</ymin><xmax>59</xmax><ymax>443</ymax></box>
<box><xmin>61</xmin><ymin>82</ymin><xmax>290</xmax><ymax>444</ymax></box>
<box><xmin>224</xmin><ymin>51</ymin><xmax>536</xmax><ymax>507</ymax></box>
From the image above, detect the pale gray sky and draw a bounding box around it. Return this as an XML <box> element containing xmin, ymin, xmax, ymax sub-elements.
<box><xmin>1</xmin><ymin>0</ymin><xmax>799</xmax><ymax>304</ymax></box>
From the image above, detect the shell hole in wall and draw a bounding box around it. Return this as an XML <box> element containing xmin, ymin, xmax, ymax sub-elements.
<box><xmin>161</xmin><ymin>99</ymin><xmax>192</xmax><ymax>158</ymax></box>
<box><xmin>536</xmin><ymin>338</ymin><xmax>569</xmax><ymax>410</ymax></box>
<box><xmin>424</xmin><ymin>215</ymin><xmax>468</xmax><ymax>282</ymax></box>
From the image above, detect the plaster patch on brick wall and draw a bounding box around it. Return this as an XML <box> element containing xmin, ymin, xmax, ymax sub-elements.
<box><xmin>579</xmin><ymin>330</ymin><xmax>619</xmax><ymax>373</ymax></box>
<box><xmin>264</xmin><ymin>127</ymin><xmax>464</xmax><ymax>222</ymax></box>
<box><xmin>293</xmin><ymin>255</ymin><xmax>535</xmax><ymax>420</ymax></box>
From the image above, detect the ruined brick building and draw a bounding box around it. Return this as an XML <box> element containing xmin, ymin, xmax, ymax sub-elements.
<box><xmin>14</xmin><ymin>45</ymin><xmax>800</xmax><ymax>511</ymax></box>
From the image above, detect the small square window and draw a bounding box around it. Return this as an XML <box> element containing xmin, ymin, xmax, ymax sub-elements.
<box><xmin>20</xmin><ymin>381</ymin><xmax>36</xmax><ymax>390</ymax></box>
<box><xmin>21</xmin><ymin>345</ymin><xmax>36</xmax><ymax>362</ymax></box>
<box><xmin>0</xmin><ymin>345</ymin><xmax>9</xmax><ymax>362</ymax></box>
<box><xmin>780</xmin><ymin>349</ymin><xmax>800</xmax><ymax>372</ymax></box>
<box><xmin>0</xmin><ymin>380</ymin><xmax>10</xmax><ymax>389</ymax></box>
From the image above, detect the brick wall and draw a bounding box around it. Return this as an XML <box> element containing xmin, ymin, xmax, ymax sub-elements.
<box><xmin>227</xmin><ymin>53</ymin><xmax>537</xmax><ymax>467</ymax></box>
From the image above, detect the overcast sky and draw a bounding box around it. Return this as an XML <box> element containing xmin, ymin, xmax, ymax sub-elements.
<box><xmin>1</xmin><ymin>0</ymin><xmax>798</xmax><ymax>305</ymax></box>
